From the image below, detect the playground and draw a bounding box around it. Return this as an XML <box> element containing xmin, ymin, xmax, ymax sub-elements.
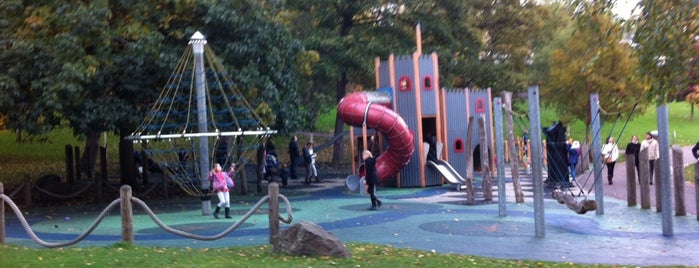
<box><xmin>2</xmin><ymin>147</ymin><xmax>699</xmax><ymax>267</ymax></box>
<box><xmin>3</xmin><ymin>29</ymin><xmax>699</xmax><ymax>267</ymax></box>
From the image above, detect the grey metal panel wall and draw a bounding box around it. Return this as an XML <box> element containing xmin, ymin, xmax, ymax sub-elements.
<box><xmin>444</xmin><ymin>88</ymin><xmax>468</xmax><ymax>178</ymax></box>
<box><xmin>418</xmin><ymin>56</ymin><xmax>437</xmax><ymax>116</ymax></box>
<box><xmin>378</xmin><ymin>61</ymin><xmax>392</xmax><ymax>88</ymax></box>
<box><xmin>468</xmin><ymin>89</ymin><xmax>492</xmax><ymax>153</ymax></box>
<box><xmin>393</xmin><ymin>56</ymin><xmax>421</xmax><ymax>187</ymax></box>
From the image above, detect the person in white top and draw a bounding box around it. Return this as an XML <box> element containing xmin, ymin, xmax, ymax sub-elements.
<box><xmin>640</xmin><ymin>131</ymin><xmax>659</xmax><ymax>185</ymax></box>
<box><xmin>601</xmin><ymin>136</ymin><xmax>619</xmax><ymax>185</ymax></box>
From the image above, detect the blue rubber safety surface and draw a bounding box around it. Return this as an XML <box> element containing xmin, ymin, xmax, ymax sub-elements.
<box><xmin>4</xmin><ymin>175</ymin><xmax>699</xmax><ymax>267</ymax></box>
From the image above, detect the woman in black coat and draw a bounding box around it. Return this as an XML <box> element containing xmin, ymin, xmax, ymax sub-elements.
<box><xmin>625</xmin><ymin>135</ymin><xmax>641</xmax><ymax>177</ymax></box>
<box><xmin>362</xmin><ymin>150</ymin><xmax>382</xmax><ymax>210</ymax></box>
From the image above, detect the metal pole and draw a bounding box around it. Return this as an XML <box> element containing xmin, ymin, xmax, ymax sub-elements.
<box><xmin>0</xmin><ymin>183</ymin><xmax>5</xmax><ymax>244</ymax></box>
<box><xmin>494</xmin><ymin>97</ymin><xmax>507</xmax><ymax>216</ymax></box>
<box><xmin>657</xmin><ymin>104</ymin><xmax>673</xmax><ymax>236</ymax></box>
<box><xmin>590</xmin><ymin>94</ymin><xmax>604</xmax><ymax>215</ymax></box>
<box><xmin>528</xmin><ymin>85</ymin><xmax>544</xmax><ymax>238</ymax></box>
<box><xmin>191</xmin><ymin>31</ymin><xmax>212</xmax><ymax>215</ymax></box>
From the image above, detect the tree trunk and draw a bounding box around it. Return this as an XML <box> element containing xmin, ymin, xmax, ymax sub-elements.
<box><xmin>503</xmin><ymin>92</ymin><xmax>524</xmax><ymax>203</ymax></box>
<box><xmin>15</xmin><ymin>129</ymin><xmax>22</xmax><ymax>142</ymax></box>
<box><xmin>80</xmin><ymin>131</ymin><xmax>101</xmax><ymax>179</ymax></box>
<box><xmin>119</xmin><ymin>132</ymin><xmax>138</xmax><ymax>187</ymax></box>
<box><xmin>331</xmin><ymin>73</ymin><xmax>348</xmax><ymax>164</ymax></box>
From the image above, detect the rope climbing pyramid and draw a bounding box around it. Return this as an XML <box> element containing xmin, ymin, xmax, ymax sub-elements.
<box><xmin>126</xmin><ymin>32</ymin><xmax>276</xmax><ymax>202</ymax></box>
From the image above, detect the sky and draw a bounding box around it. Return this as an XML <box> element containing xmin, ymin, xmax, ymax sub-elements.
<box><xmin>612</xmin><ymin>0</ymin><xmax>640</xmax><ymax>19</ymax></box>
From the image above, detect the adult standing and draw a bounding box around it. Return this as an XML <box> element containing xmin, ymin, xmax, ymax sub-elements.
<box><xmin>288</xmin><ymin>136</ymin><xmax>300</xmax><ymax>180</ymax></box>
<box><xmin>362</xmin><ymin>150</ymin><xmax>382</xmax><ymax>210</ymax></box>
<box><xmin>601</xmin><ymin>136</ymin><xmax>619</xmax><ymax>185</ymax></box>
<box><xmin>640</xmin><ymin>132</ymin><xmax>659</xmax><ymax>185</ymax></box>
<box><xmin>302</xmin><ymin>142</ymin><xmax>316</xmax><ymax>184</ymax></box>
<box><xmin>567</xmin><ymin>140</ymin><xmax>581</xmax><ymax>181</ymax></box>
<box><xmin>266</xmin><ymin>139</ymin><xmax>278</xmax><ymax>158</ymax></box>
<box><xmin>425</xmin><ymin>132</ymin><xmax>438</xmax><ymax>162</ymax></box>
<box><xmin>625</xmin><ymin>135</ymin><xmax>641</xmax><ymax>178</ymax></box>
<box><xmin>208</xmin><ymin>163</ymin><xmax>235</xmax><ymax>219</ymax></box>
<box><xmin>255</xmin><ymin>142</ymin><xmax>266</xmax><ymax>193</ymax></box>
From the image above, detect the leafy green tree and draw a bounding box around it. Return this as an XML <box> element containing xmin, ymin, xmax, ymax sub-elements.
<box><xmin>634</xmin><ymin>0</ymin><xmax>699</xmax><ymax>104</ymax></box>
<box><xmin>543</xmin><ymin>1</ymin><xmax>644</xmax><ymax>127</ymax></box>
<box><xmin>465</xmin><ymin>0</ymin><xmax>549</xmax><ymax>93</ymax></box>
<box><xmin>687</xmin><ymin>86</ymin><xmax>699</xmax><ymax>120</ymax></box>
<box><xmin>0</xmin><ymin>0</ymin><xmax>307</xmax><ymax>181</ymax></box>
<box><xmin>281</xmin><ymin>0</ymin><xmax>399</xmax><ymax>163</ymax></box>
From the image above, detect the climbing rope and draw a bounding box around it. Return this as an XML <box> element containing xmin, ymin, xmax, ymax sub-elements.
<box><xmin>0</xmin><ymin>191</ymin><xmax>293</xmax><ymax>247</ymax></box>
<box><xmin>126</xmin><ymin>38</ymin><xmax>276</xmax><ymax>198</ymax></box>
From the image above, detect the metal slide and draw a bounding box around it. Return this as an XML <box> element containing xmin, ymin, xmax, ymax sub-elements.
<box><xmin>427</xmin><ymin>160</ymin><xmax>468</xmax><ymax>191</ymax></box>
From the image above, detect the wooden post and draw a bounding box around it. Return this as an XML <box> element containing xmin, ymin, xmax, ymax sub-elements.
<box><xmin>542</xmin><ymin>140</ymin><xmax>547</xmax><ymax>167</ymax></box>
<box><xmin>672</xmin><ymin>146</ymin><xmax>685</xmax><ymax>216</ymax></box>
<box><xmin>23</xmin><ymin>175</ymin><xmax>31</xmax><ymax>207</ymax></box>
<box><xmin>74</xmin><ymin>146</ymin><xmax>81</xmax><ymax>181</ymax></box>
<box><xmin>162</xmin><ymin>172</ymin><xmax>169</xmax><ymax>199</ymax></box>
<box><xmin>120</xmin><ymin>185</ymin><xmax>134</xmax><ymax>243</ymax></box>
<box><xmin>504</xmin><ymin>140</ymin><xmax>509</xmax><ymax>163</ymax></box>
<box><xmin>625</xmin><ymin>153</ymin><xmax>637</xmax><ymax>206</ymax></box>
<box><xmin>503</xmin><ymin>92</ymin><xmax>523</xmax><ymax>203</ymax></box>
<box><xmin>464</xmin><ymin>117</ymin><xmax>475</xmax><ymax>205</ymax></box>
<box><xmin>98</xmin><ymin>147</ymin><xmax>107</xmax><ymax>202</ymax></box>
<box><xmin>268</xmin><ymin>182</ymin><xmax>280</xmax><ymax>244</ymax></box>
<box><xmin>65</xmin><ymin>145</ymin><xmax>74</xmax><ymax>184</ymax></box>
<box><xmin>141</xmin><ymin>149</ymin><xmax>150</xmax><ymax>187</ymax></box>
<box><xmin>478</xmin><ymin>115</ymin><xmax>492</xmax><ymax>201</ymax></box>
<box><xmin>695</xmin><ymin>162</ymin><xmax>699</xmax><ymax>221</ymax></box>
<box><xmin>0</xmin><ymin>183</ymin><xmax>5</xmax><ymax>244</ymax></box>
<box><xmin>639</xmin><ymin>147</ymin><xmax>651</xmax><ymax>209</ymax></box>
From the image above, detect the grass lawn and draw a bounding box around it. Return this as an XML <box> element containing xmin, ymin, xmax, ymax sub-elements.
<box><xmin>0</xmin><ymin>243</ymin><xmax>619</xmax><ymax>268</ymax></box>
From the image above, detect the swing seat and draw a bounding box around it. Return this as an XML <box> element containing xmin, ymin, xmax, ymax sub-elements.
<box><xmin>552</xmin><ymin>189</ymin><xmax>598</xmax><ymax>214</ymax></box>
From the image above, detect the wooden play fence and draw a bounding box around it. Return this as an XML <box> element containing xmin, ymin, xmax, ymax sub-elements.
<box><xmin>0</xmin><ymin>182</ymin><xmax>292</xmax><ymax>247</ymax></box>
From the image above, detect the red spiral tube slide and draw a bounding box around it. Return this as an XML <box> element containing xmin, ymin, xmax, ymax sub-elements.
<box><xmin>337</xmin><ymin>91</ymin><xmax>415</xmax><ymax>183</ymax></box>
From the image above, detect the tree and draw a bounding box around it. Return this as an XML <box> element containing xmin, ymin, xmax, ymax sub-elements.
<box><xmin>687</xmin><ymin>86</ymin><xmax>699</xmax><ymax>120</ymax></box>
<box><xmin>465</xmin><ymin>0</ymin><xmax>550</xmax><ymax>93</ymax></box>
<box><xmin>282</xmin><ymin>0</ymin><xmax>399</xmax><ymax>163</ymax></box>
<box><xmin>0</xmin><ymin>0</ymin><xmax>308</xmax><ymax>181</ymax></box>
<box><xmin>543</xmin><ymin>1</ymin><xmax>644</xmax><ymax>127</ymax></box>
<box><xmin>634</xmin><ymin>0</ymin><xmax>699</xmax><ymax>104</ymax></box>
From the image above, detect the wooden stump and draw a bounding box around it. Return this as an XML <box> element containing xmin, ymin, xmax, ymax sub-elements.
<box><xmin>552</xmin><ymin>190</ymin><xmax>598</xmax><ymax>214</ymax></box>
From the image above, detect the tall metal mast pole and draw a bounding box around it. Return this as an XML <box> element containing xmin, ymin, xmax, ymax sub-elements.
<box><xmin>190</xmin><ymin>31</ymin><xmax>212</xmax><ymax>215</ymax></box>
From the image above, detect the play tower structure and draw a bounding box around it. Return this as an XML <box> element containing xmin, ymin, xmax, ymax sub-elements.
<box><xmin>338</xmin><ymin>25</ymin><xmax>494</xmax><ymax>188</ymax></box>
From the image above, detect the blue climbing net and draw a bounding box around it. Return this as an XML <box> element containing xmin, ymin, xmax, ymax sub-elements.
<box><xmin>126</xmin><ymin>35</ymin><xmax>275</xmax><ymax>197</ymax></box>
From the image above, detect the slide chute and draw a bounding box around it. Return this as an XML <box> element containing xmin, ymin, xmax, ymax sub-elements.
<box><xmin>337</xmin><ymin>91</ymin><xmax>414</xmax><ymax>183</ymax></box>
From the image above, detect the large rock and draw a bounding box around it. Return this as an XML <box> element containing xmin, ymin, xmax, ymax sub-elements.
<box><xmin>272</xmin><ymin>221</ymin><xmax>351</xmax><ymax>257</ymax></box>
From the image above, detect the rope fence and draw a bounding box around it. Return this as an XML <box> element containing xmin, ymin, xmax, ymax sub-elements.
<box><xmin>0</xmin><ymin>182</ymin><xmax>293</xmax><ymax>248</ymax></box>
